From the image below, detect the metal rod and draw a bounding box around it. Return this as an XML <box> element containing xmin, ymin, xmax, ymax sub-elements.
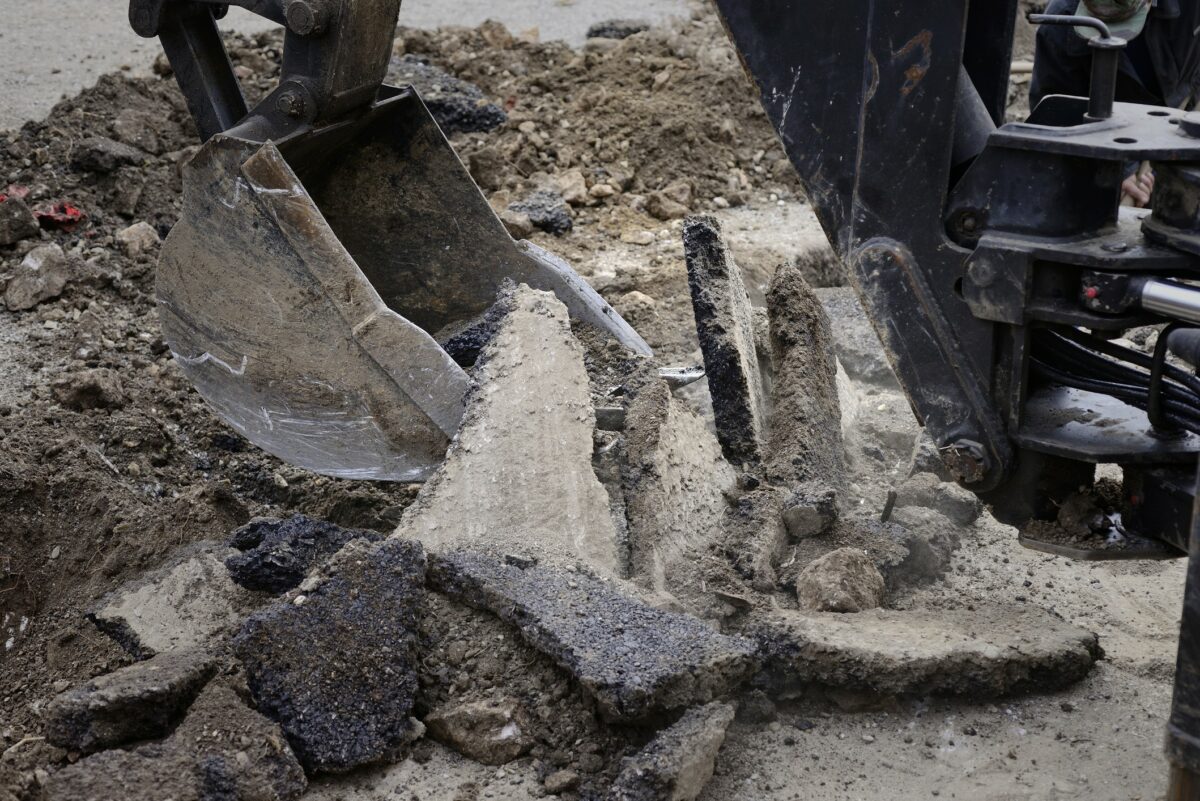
<box><xmin>1141</xmin><ymin>281</ymin><xmax>1200</xmax><ymax>326</ymax></box>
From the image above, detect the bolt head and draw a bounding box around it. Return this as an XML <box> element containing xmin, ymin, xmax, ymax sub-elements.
<box><xmin>285</xmin><ymin>0</ymin><xmax>328</xmax><ymax>36</ymax></box>
<box><xmin>275</xmin><ymin>90</ymin><xmax>306</xmax><ymax>119</ymax></box>
<box><xmin>941</xmin><ymin>439</ymin><xmax>989</xmax><ymax>485</ymax></box>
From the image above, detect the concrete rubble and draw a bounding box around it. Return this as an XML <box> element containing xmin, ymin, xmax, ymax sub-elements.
<box><xmin>3</xmin><ymin>243</ymin><xmax>70</xmax><ymax>311</ymax></box>
<box><xmin>608</xmin><ymin>702</ymin><xmax>735</xmax><ymax>801</ymax></box>
<box><xmin>44</xmin><ymin>648</ymin><xmax>216</xmax><ymax>753</ymax></box>
<box><xmin>398</xmin><ymin>285</ymin><xmax>621</xmax><ymax>576</ymax></box>
<box><xmin>233</xmin><ymin>538</ymin><xmax>426</xmax><ymax>774</ymax></box>
<box><xmin>89</xmin><ymin>541</ymin><xmax>259</xmax><ymax>657</ymax></box>
<box><xmin>42</xmin><ymin>682</ymin><xmax>307</xmax><ymax>801</ymax></box>
<box><xmin>0</xmin><ymin>194</ymin><xmax>39</xmax><ymax>247</ymax></box>
<box><xmin>427</xmin><ymin>549</ymin><xmax>758</xmax><ymax>722</ymax></box>
<box><xmin>752</xmin><ymin>605</ymin><xmax>1102</xmax><ymax>697</ymax></box>
<box><xmin>684</xmin><ymin>215</ymin><xmax>767</xmax><ymax>467</ymax></box>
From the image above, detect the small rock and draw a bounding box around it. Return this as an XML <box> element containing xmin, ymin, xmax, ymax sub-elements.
<box><xmin>71</xmin><ymin>136</ymin><xmax>145</xmax><ymax>174</ymax></box>
<box><xmin>736</xmin><ymin>689</ymin><xmax>777</xmax><ymax>724</ymax></box>
<box><xmin>509</xmin><ymin>190</ymin><xmax>572</xmax><ymax>235</ymax></box>
<box><xmin>586</xmin><ymin>19</ymin><xmax>650</xmax><ymax>39</ymax></box>
<box><xmin>908</xmin><ymin>430</ymin><xmax>954</xmax><ymax>481</ymax></box>
<box><xmin>894</xmin><ymin>472</ymin><xmax>982</xmax><ymax>526</ymax></box>
<box><xmin>648</xmin><ymin>191</ymin><xmax>690</xmax><ymax>221</ymax></box>
<box><xmin>621</xmin><ymin>230</ymin><xmax>655</xmax><ymax>246</ymax></box>
<box><xmin>556</xmin><ymin>169</ymin><xmax>589</xmax><ymax>207</ymax></box>
<box><xmin>225</xmin><ymin>514</ymin><xmax>382</xmax><ymax>594</ymax></box>
<box><xmin>51</xmin><ymin>368</ymin><xmax>126</xmax><ymax>411</ymax></box>
<box><xmin>780</xmin><ymin>483</ymin><xmax>838</xmax><ymax>540</ymax></box>
<box><xmin>4</xmin><ymin>244</ymin><xmax>70</xmax><ymax>310</ymax></box>
<box><xmin>590</xmin><ymin>183</ymin><xmax>617</xmax><ymax>199</ymax></box>
<box><xmin>498</xmin><ymin>208</ymin><xmax>535</xmax><ymax>239</ymax></box>
<box><xmin>115</xmin><ymin>222</ymin><xmax>160</xmax><ymax>259</ymax></box>
<box><xmin>608</xmin><ymin>702</ymin><xmax>735</xmax><ymax>801</ymax></box>
<box><xmin>234</xmin><ymin>538</ymin><xmax>425</xmax><ymax>773</ymax></box>
<box><xmin>44</xmin><ymin>649</ymin><xmax>217</xmax><ymax>753</ymax></box>
<box><xmin>424</xmin><ymin>698</ymin><xmax>532</xmax><ymax>766</ymax></box>
<box><xmin>387</xmin><ymin>55</ymin><xmax>506</xmax><ymax>133</ymax></box>
<box><xmin>0</xmin><ymin>195</ymin><xmax>39</xmax><ymax>246</ymax></box>
<box><xmin>795</xmin><ymin>547</ymin><xmax>885</xmax><ymax>613</ymax></box>
<box><xmin>544</xmin><ymin>768</ymin><xmax>581</xmax><ymax>794</ymax></box>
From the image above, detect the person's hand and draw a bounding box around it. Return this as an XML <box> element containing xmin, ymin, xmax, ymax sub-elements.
<box><xmin>1121</xmin><ymin>168</ymin><xmax>1155</xmax><ymax>207</ymax></box>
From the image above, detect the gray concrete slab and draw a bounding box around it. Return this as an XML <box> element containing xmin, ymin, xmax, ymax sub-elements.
<box><xmin>0</xmin><ymin>0</ymin><xmax>692</xmax><ymax>130</ymax></box>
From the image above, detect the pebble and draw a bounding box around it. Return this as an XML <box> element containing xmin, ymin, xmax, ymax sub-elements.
<box><xmin>49</xmin><ymin>546</ymin><xmax>60</xmax><ymax>560</ymax></box>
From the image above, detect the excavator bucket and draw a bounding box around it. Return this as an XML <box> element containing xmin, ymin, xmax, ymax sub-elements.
<box><xmin>158</xmin><ymin>88</ymin><xmax>649</xmax><ymax>481</ymax></box>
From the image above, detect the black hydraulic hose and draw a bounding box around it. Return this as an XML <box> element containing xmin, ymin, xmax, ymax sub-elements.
<box><xmin>1031</xmin><ymin>359</ymin><xmax>1200</xmax><ymax>433</ymax></box>
<box><xmin>1054</xmin><ymin>327</ymin><xmax>1200</xmax><ymax>399</ymax></box>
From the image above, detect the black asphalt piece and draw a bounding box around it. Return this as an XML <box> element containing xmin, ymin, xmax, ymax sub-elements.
<box><xmin>388</xmin><ymin>55</ymin><xmax>507</xmax><ymax>134</ymax></box>
<box><xmin>509</xmin><ymin>190</ymin><xmax>573</xmax><ymax>235</ymax></box>
<box><xmin>586</xmin><ymin>19</ymin><xmax>651</xmax><ymax>40</ymax></box>
<box><xmin>44</xmin><ymin>649</ymin><xmax>216</xmax><ymax>753</ymax></box>
<box><xmin>427</xmin><ymin>551</ymin><xmax>758</xmax><ymax>722</ymax></box>
<box><xmin>608</xmin><ymin>702</ymin><xmax>735</xmax><ymax>801</ymax></box>
<box><xmin>683</xmin><ymin>215</ymin><xmax>765</xmax><ymax>466</ymax></box>
<box><xmin>226</xmin><ymin>515</ymin><xmax>382</xmax><ymax>594</ymax></box>
<box><xmin>233</xmin><ymin>538</ymin><xmax>426</xmax><ymax>774</ymax></box>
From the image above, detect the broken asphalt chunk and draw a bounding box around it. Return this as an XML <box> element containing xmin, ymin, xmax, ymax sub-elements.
<box><xmin>226</xmin><ymin>514</ymin><xmax>382</xmax><ymax>594</ymax></box>
<box><xmin>427</xmin><ymin>550</ymin><xmax>758</xmax><ymax>722</ymax></box>
<box><xmin>45</xmin><ymin>648</ymin><xmax>216</xmax><ymax>754</ymax></box>
<box><xmin>607</xmin><ymin>702</ymin><xmax>735</xmax><ymax>801</ymax></box>
<box><xmin>43</xmin><ymin>682</ymin><xmax>306</xmax><ymax>801</ymax></box>
<box><xmin>751</xmin><ymin>605</ymin><xmax>1101</xmax><ymax>697</ymax></box>
<box><xmin>683</xmin><ymin>215</ymin><xmax>766</xmax><ymax>466</ymax></box>
<box><xmin>234</xmin><ymin>538</ymin><xmax>425</xmax><ymax>774</ymax></box>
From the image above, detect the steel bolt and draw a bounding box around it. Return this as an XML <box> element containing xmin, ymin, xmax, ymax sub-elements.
<box><xmin>960</xmin><ymin>213</ymin><xmax>978</xmax><ymax>233</ymax></box>
<box><xmin>285</xmin><ymin>0</ymin><xmax>329</xmax><ymax>36</ymax></box>
<box><xmin>941</xmin><ymin>439</ymin><xmax>989</xmax><ymax>485</ymax></box>
<box><xmin>276</xmin><ymin>90</ymin><xmax>306</xmax><ymax>119</ymax></box>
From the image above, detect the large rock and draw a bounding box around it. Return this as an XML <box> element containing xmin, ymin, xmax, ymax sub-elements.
<box><xmin>428</xmin><ymin>550</ymin><xmax>758</xmax><ymax>722</ymax></box>
<box><xmin>44</xmin><ymin>649</ymin><xmax>216</xmax><ymax>753</ymax></box>
<box><xmin>814</xmin><ymin>287</ymin><xmax>897</xmax><ymax>386</ymax></box>
<box><xmin>607</xmin><ymin>702</ymin><xmax>735</xmax><ymax>801</ymax></box>
<box><xmin>71</xmin><ymin>136</ymin><xmax>145</xmax><ymax>173</ymax></box>
<box><xmin>423</xmin><ymin>698</ymin><xmax>532</xmax><ymax>765</ymax></box>
<box><xmin>753</xmin><ymin>605</ymin><xmax>1101</xmax><ymax>696</ymax></box>
<box><xmin>764</xmin><ymin>262</ymin><xmax>846</xmax><ymax>488</ymax></box>
<box><xmin>3</xmin><ymin>243</ymin><xmax>70</xmax><ymax>310</ymax></box>
<box><xmin>43</xmin><ymin>682</ymin><xmax>306</xmax><ymax>801</ymax></box>
<box><xmin>872</xmin><ymin>509</ymin><xmax>960</xmax><ymax>592</ymax></box>
<box><xmin>0</xmin><ymin>194</ymin><xmax>39</xmax><ymax>246</ymax></box>
<box><xmin>90</xmin><ymin>541</ymin><xmax>259</xmax><ymax>657</ymax></box>
<box><xmin>398</xmin><ymin>286</ymin><xmax>620</xmax><ymax>576</ymax></box>
<box><xmin>234</xmin><ymin>538</ymin><xmax>425</xmax><ymax>774</ymax></box>
<box><xmin>683</xmin><ymin>215</ymin><xmax>766</xmax><ymax>466</ymax></box>
<box><xmin>795</xmin><ymin>548</ymin><xmax>885</xmax><ymax>613</ymax></box>
<box><xmin>226</xmin><ymin>515</ymin><xmax>381</xmax><ymax>594</ymax></box>
<box><xmin>621</xmin><ymin>373</ymin><xmax>737</xmax><ymax>596</ymax></box>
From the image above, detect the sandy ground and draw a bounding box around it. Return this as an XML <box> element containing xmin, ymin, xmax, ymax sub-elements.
<box><xmin>0</xmin><ymin>0</ymin><xmax>691</xmax><ymax>129</ymax></box>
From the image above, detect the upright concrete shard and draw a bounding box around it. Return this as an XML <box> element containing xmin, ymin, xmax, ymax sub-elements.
<box><xmin>607</xmin><ymin>702</ymin><xmax>735</xmax><ymax>801</ymax></box>
<box><xmin>751</xmin><ymin>605</ymin><xmax>1101</xmax><ymax>697</ymax></box>
<box><xmin>428</xmin><ymin>550</ymin><xmax>758</xmax><ymax>722</ymax></box>
<box><xmin>621</xmin><ymin>373</ymin><xmax>738</xmax><ymax>598</ymax></box>
<box><xmin>684</xmin><ymin>216</ymin><xmax>767</xmax><ymax>467</ymax></box>
<box><xmin>89</xmin><ymin>541</ymin><xmax>261</xmax><ymax>658</ymax></box>
<box><xmin>397</xmin><ymin>285</ymin><xmax>621</xmax><ymax>576</ymax></box>
<box><xmin>764</xmin><ymin>262</ymin><xmax>846</xmax><ymax>489</ymax></box>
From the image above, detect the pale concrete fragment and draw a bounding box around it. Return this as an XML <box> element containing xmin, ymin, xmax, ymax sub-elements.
<box><xmin>398</xmin><ymin>286</ymin><xmax>620</xmax><ymax>575</ymax></box>
<box><xmin>684</xmin><ymin>215</ymin><xmax>766</xmax><ymax>466</ymax></box>
<box><xmin>90</xmin><ymin>541</ymin><xmax>258</xmax><ymax>657</ymax></box>
<box><xmin>753</xmin><ymin>605</ymin><xmax>1101</xmax><ymax>696</ymax></box>
<box><xmin>4</xmin><ymin>244</ymin><xmax>70</xmax><ymax>310</ymax></box>
<box><xmin>608</xmin><ymin>702</ymin><xmax>735</xmax><ymax>801</ymax></box>
<box><xmin>424</xmin><ymin>697</ymin><xmax>532</xmax><ymax>765</ymax></box>
<box><xmin>895</xmin><ymin>471</ymin><xmax>982</xmax><ymax>526</ymax></box>
<box><xmin>765</xmin><ymin>262</ymin><xmax>845</xmax><ymax>488</ymax></box>
<box><xmin>622</xmin><ymin>374</ymin><xmax>737</xmax><ymax>595</ymax></box>
<box><xmin>794</xmin><ymin>548</ymin><xmax>885</xmax><ymax>613</ymax></box>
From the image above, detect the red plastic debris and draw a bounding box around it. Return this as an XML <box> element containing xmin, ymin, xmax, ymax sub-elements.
<box><xmin>33</xmin><ymin>201</ymin><xmax>87</xmax><ymax>232</ymax></box>
<box><xmin>0</xmin><ymin>184</ymin><xmax>30</xmax><ymax>203</ymax></box>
